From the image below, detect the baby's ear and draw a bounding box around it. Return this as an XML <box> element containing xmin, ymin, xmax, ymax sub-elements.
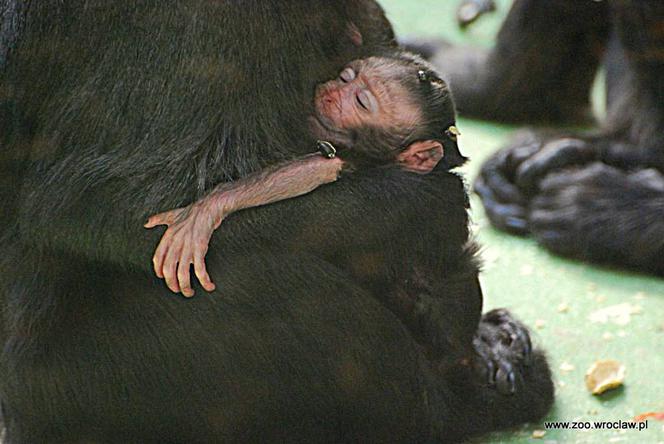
<box><xmin>397</xmin><ymin>140</ymin><xmax>444</xmax><ymax>174</ymax></box>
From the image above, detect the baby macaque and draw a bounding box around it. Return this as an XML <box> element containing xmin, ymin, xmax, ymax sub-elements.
<box><xmin>145</xmin><ymin>51</ymin><xmax>465</xmax><ymax>297</ymax></box>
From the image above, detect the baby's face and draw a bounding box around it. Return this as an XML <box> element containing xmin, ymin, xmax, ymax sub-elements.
<box><xmin>311</xmin><ymin>57</ymin><xmax>422</xmax><ymax>140</ymax></box>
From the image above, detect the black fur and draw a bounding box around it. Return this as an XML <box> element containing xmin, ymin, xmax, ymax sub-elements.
<box><xmin>472</xmin><ymin>0</ymin><xmax>664</xmax><ymax>276</ymax></box>
<box><xmin>0</xmin><ymin>1</ymin><xmax>553</xmax><ymax>442</ymax></box>
<box><xmin>413</xmin><ymin>0</ymin><xmax>664</xmax><ymax>276</ymax></box>
<box><xmin>0</xmin><ymin>0</ymin><xmax>25</xmax><ymax>69</ymax></box>
<box><xmin>404</xmin><ymin>0</ymin><xmax>610</xmax><ymax>124</ymax></box>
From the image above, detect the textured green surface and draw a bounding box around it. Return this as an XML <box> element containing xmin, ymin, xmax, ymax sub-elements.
<box><xmin>379</xmin><ymin>1</ymin><xmax>664</xmax><ymax>443</ymax></box>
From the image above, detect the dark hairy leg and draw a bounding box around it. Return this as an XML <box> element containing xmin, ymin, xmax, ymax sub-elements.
<box><xmin>0</xmin><ymin>258</ymin><xmax>553</xmax><ymax>444</ymax></box>
<box><xmin>404</xmin><ymin>0</ymin><xmax>609</xmax><ymax>123</ymax></box>
<box><xmin>435</xmin><ymin>309</ymin><xmax>553</xmax><ymax>442</ymax></box>
<box><xmin>529</xmin><ymin>164</ymin><xmax>664</xmax><ymax>276</ymax></box>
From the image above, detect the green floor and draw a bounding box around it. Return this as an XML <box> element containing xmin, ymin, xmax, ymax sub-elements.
<box><xmin>379</xmin><ymin>1</ymin><xmax>664</xmax><ymax>443</ymax></box>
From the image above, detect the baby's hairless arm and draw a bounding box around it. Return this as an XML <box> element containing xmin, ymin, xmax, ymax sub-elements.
<box><xmin>213</xmin><ymin>153</ymin><xmax>345</xmax><ymax>215</ymax></box>
<box><xmin>145</xmin><ymin>153</ymin><xmax>345</xmax><ymax>297</ymax></box>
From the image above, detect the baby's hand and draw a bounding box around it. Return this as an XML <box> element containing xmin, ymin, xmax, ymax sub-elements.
<box><xmin>144</xmin><ymin>198</ymin><xmax>225</xmax><ymax>297</ymax></box>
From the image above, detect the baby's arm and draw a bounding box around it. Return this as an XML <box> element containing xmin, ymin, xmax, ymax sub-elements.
<box><xmin>145</xmin><ymin>153</ymin><xmax>345</xmax><ymax>297</ymax></box>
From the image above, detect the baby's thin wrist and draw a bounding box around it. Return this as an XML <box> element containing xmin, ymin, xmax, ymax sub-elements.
<box><xmin>320</xmin><ymin>156</ymin><xmax>345</xmax><ymax>181</ymax></box>
<box><xmin>205</xmin><ymin>189</ymin><xmax>236</xmax><ymax>219</ymax></box>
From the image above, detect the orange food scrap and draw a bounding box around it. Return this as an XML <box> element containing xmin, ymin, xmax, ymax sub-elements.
<box><xmin>633</xmin><ymin>412</ymin><xmax>664</xmax><ymax>422</ymax></box>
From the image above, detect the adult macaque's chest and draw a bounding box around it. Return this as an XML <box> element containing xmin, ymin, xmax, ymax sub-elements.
<box><xmin>218</xmin><ymin>1</ymin><xmax>395</xmax><ymax>153</ymax></box>
<box><xmin>249</xmin><ymin>2</ymin><xmax>391</xmax><ymax>96</ymax></box>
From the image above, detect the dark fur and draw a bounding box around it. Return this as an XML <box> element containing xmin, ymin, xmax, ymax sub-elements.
<box><xmin>410</xmin><ymin>0</ymin><xmax>664</xmax><ymax>276</ymax></box>
<box><xmin>404</xmin><ymin>0</ymin><xmax>610</xmax><ymax>124</ymax></box>
<box><xmin>0</xmin><ymin>1</ymin><xmax>552</xmax><ymax>442</ymax></box>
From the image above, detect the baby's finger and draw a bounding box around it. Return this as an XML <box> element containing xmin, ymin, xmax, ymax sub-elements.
<box><xmin>152</xmin><ymin>232</ymin><xmax>173</xmax><ymax>278</ymax></box>
<box><xmin>178</xmin><ymin>255</ymin><xmax>194</xmax><ymax>298</ymax></box>
<box><xmin>194</xmin><ymin>251</ymin><xmax>216</xmax><ymax>293</ymax></box>
<box><xmin>144</xmin><ymin>215</ymin><xmax>163</xmax><ymax>228</ymax></box>
<box><xmin>162</xmin><ymin>248</ymin><xmax>181</xmax><ymax>294</ymax></box>
<box><xmin>144</xmin><ymin>209</ymin><xmax>181</xmax><ymax>228</ymax></box>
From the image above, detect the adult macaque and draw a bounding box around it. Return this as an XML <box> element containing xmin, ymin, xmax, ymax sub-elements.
<box><xmin>146</xmin><ymin>53</ymin><xmax>465</xmax><ymax>298</ymax></box>
<box><xmin>1</xmin><ymin>2</ymin><xmax>553</xmax><ymax>442</ymax></box>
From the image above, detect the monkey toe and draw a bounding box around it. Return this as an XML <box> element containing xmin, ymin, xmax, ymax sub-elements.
<box><xmin>481</xmin><ymin>308</ymin><xmax>533</xmax><ymax>358</ymax></box>
<box><xmin>457</xmin><ymin>0</ymin><xmax>496</xmax><ymax>28</ymax></box>
<box><xmin>474</xmin><ymin>130</ymin><xmax>554</xmax><ymax>235</ymax></box>
<box><xmin>473</xmin><ymin>309</ymin><xmax>534</xmax><ymax>395</ymax></box>
<box><xmin>474</xmin><ymin>176</ymin><xmax>529</xmax><ymax>235</ymax></box>
<box><xmin>515</xmin><ymin>137</ymin><xmax>596</xmax><ymax>191</ymax></box>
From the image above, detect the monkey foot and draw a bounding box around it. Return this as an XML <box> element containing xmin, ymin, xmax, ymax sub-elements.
<box><xmin>473</xmin><ymin>130</ymin><xmax>600</xmax><ymax>235</ymax></box>
<box><xmin>475</xmin><ymin>128</ymin><xmax>664</xmax><ymax>275</ymax></box>
<box><xmin>457</xmin><ymin>0</ymin><xmax>496</xmax><ymax>28</ymax></box>
<box><xmin>473</xmin><ymin>309</ymin><xmax>533</xmax><ymax>395</ymax></box>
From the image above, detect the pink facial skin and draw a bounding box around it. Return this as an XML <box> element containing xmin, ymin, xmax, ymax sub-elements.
<box><xmin>312</xmin><ymin>59</ymin><xmax>422</xmax><ymax>136</ymax></box>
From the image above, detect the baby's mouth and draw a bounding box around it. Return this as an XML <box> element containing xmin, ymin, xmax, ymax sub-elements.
<box><xmin>315</xmin><ymin>84</ymin><xmax>343</xmax><ymax>119</ymax></box>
